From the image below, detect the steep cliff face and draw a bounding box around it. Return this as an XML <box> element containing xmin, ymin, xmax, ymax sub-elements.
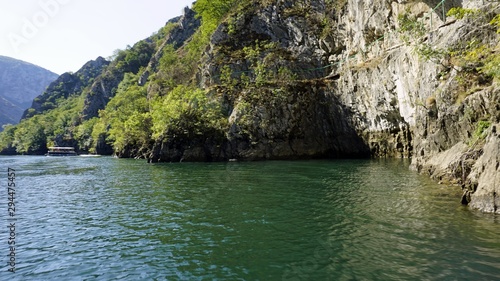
<box><xmin>22</xmin><ymin>57</ymin><xmax>109</xmax><ymax>119</ymax></box>
<box><xmin>82</xmin><ymin>9</ymin><xmax>201</xmax><ymax>120</ymax></box>
<box><xmin>138</xmin><ymin>7</ymin><xmax>201</xmax><ymax>87</ymax></box>
<box><xmin>151</xmin><ymin>0</ymin><xmax>498</xmax><ymax>212</ymax></box>
<box><xmin>2</xmin><ymin>0</ymin><xmax>497</xmax><ymax>213</ymax></box>
<box><xmin>82</xmin><ymin>42</ymin><xmax>155</xmax><ymax>120</ymax></box>
<box><xmin>187</xmin><ymin>0</ymin><xmax>422</xmax><ymax>160</ymax></box>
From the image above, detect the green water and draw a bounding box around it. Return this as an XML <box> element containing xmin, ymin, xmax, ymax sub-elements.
<box><xmin>1</xmin><ymin>156</ymin><xmax>499</xmax><ymax>280</ymax></box>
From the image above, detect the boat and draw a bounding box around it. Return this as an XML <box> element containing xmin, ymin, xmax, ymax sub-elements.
<box><xmin>46</xmin><ymin>147</ymin><xmax>78</xmax><ymax>156</ymax></box>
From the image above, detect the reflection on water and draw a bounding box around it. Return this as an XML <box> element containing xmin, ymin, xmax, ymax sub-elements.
<box><xmin>0</xmin><ymin>156</ymin><xmax>499</xmax><ymax>280</ymax></box>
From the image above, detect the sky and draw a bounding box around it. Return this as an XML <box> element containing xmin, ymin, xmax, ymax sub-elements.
<box><xmin>0</xmin><ymin>0</ymin><xmax>194</xmax><ymax>75</ymax></box>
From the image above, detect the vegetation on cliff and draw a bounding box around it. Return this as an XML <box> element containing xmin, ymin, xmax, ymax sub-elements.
<box><xmin>0</xmin><ymin>38</ymin><xmax>156</xmax><ymax>154</ymax></box>
<box><xmin>0</xmin><ymin>0</ymin><xmax>234</xmax><ymax>155</ymax></box>
<box><xmin>1</xmin><ymin>0</ymin><xmax>498</xmax><ymax>212</ymax></box>
<box><xmin>0</xmin><ymin>0</ymin><xmax>498</xmax><ymax>162</ymax></box>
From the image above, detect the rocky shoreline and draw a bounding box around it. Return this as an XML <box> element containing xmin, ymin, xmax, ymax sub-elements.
<box><xmin>1</xmin><ymin>0</ymin><xmax>498</xmax><ymax>213</ymax></box>
<box><xmin>147</xmin><ymin>0</ymin><xmax>499</xmax><ymax>213</ymax></box>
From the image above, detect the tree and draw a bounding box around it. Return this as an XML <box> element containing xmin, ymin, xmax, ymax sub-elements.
<box><xmin>12</xmin><ymin>117</ymin><xmax>47</xmax><ymax>154</ymax></box>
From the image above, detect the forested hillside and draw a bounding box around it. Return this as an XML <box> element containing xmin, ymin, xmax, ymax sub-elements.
<box><xmin>0</xmin><ymin>0</ymin><xmax>498</xmax><ymax>212</ymax></box>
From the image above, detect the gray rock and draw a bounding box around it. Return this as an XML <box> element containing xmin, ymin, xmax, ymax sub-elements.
<box><xmin>22</xmin><ymin>56</ymin><xmax>109</xmax><ymax>119</ymax></box>
<box><xmin>193</xmin><ymin>0</ymin><xmax>499</xmax><ymax>212</ymax></box>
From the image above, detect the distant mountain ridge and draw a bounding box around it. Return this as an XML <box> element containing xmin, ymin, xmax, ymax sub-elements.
<box><xmin>0</xmin><ymin>56</ymin><xmax>58</xmax><ymax>130</ymax></box>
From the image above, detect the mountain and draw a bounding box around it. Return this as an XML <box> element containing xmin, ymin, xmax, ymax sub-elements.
<box><xmin>0</xmin><ymin>56</ymin><xmax>58</xmax><ymax>130</ymax></box>
<box><xmin>0</xmin><ymin>1</ymin><xmax>498</xmax><ymax>213</ymax></box>
<box><xmin>22</xmin><ymin>56</ymin><xmax>110</xmax><ymax>119</ymax></box>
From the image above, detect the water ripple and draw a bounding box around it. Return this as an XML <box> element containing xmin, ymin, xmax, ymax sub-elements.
<box><xmin>1</xmin><ymin>157</ymin><xmax>499</xmax><ymax>280</ymax></box>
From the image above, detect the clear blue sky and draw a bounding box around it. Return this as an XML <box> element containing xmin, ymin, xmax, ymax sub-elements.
<box><xmin>0</xmin><ymin>0</ymin><xmax>194</xmax><ymax>74</ymax></box>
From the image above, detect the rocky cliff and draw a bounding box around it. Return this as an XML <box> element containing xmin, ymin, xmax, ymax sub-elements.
<box><xmin>150</xmin><ymin>0</ymin><xmax>499</xmax><ymax>213</ymax></box>
<box><xmin>22</xmin><ymin>57</ymin><xmax>109</xmax><ymax>119</ymax></box>
<box><xmin>1</xmin><ymin>0</ymin><xmax>498</xmax><ymax>213</ymax></box>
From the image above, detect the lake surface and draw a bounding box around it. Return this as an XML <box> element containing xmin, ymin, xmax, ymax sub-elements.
<box><xmin>1</xmin><ymin>156</ymin><xmax>499</xmax><ymax>280</ymax></box>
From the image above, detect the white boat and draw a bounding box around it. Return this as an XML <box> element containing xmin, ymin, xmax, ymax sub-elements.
<box><xmin>46</xmin><ymin>147</ymin><xmax>77</xmax><ymax>156</ymax></box>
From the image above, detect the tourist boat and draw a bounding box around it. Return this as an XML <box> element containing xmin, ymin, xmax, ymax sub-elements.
<box><xmin>46</xmin><ymin>147</ymin><xmax>78</xmax><ymax>156</ymax></box>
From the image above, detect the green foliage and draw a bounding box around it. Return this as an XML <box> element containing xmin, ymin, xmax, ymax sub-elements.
<box><xmin>159</xmin><ymin>44</ymin><xmax>178</xmax><ymax>68</ymax></box>
<box><xmin>469</xmin><ymin>120</ymin><xmax>491</xmax><ymax>145</ymax></box>
<box><xmin>151</xmin><ymin>85</ymin><xmax>226</xmax><ymax>141</ymax></box>
<box><xmin>186</xmin><ymin>0</ymin><xmax>237</xmax><ymax>66</ymax></box>
<box><xmin>220</xmin><ymin>65</ymin><xmax>238</xmax><ymax>88</ymax></box>
<box><xmin>241</xmin><ymin>40</ymin><xmax>290</xmax><ymax>85</ymax></box>
<box><xmin>325</xmin><ymin>0</ymin><xmax>348</xmax><ymax>10</ymax></box>
<box><xmin>0</xmin><ymin>125</ymin><xmax>16</xmax><ymax>152</ymax></box>
<box><xmin>397</xmin><ymin>12</ymin><xmax>426</xmax><ymax>42</ymax></box>
<box><xmin>0</xmin><ymin>93</ymin><xmax>84</xmax><ymax>154</ymax></box>
<box><xmin>114</xmin><ymin>41</ymin><xmax>154</xmax><ymax>74</ymax></box>
<box><xmin>74</xmin><ymin>118</ymin><xmax>98</xmax><ymax>152</ymax></box>
<box><xmin>446</xmin><ymin>7</ymin><xmax>480</xmax><ymax>20</ymax></box>
<box><xmin>277</xmin><ymin>66</ymin><xmax>298</xmax><ymax>82</ymax></box>
<box><xmin>242</xmin><ymin>41</ymin><xmax>267</xmax><ymax>61</ymax></box>
<box><xmin>2</xmin><ymin>0</ymin><xmax>244</xmax><ymax>156</ymax></box>
<box><xmin>150</xmin><ymin>0</ymin><xmax>238</xmax><ymax>98</ymax></box>
<box><xmin>320</xmin><ymin>15</ymin><xmax>336</xmax><ymax>39</ymax></box>
<box><xmin>475</xmin><ymin>121</ymin><xmax>491</xmax><ymax>137</ymax></box>
<box><xmin>440</xmin><ymin>10</ymin><xmax>500</xmax><ymax>104</ymax></box>
<box><xmin>414</xmin><ymin>44</ymin><xmax>447</xmax><ymax>62</ymax></box>
<box><xmin>481</xmin><ymin>50</ymin><xmax>500</xmax><ymax>79</ymax></box>
<box><xmin>240</xmin><ymin>72</ymin><xmax>251</xmax><ymax>88</ymax></box>
<box><xmin>24</xmin><ymin>108</ymin><xmax>36</xmax><ymax>118</ymax></box>
<box><xmin>193</xmin><ymin>0</ymin><xmax>236</xmax><ymax>34</ymax></box>
<box><xmin>12</xmin><ymin>116</ymin><xmax>47</xmax><ymax>154</ymax></box>
<box><xmin>397</xmin><ymin>11</ymin><xmax>438</xmax><ymax>61</ymax></box>
<box><xmin>216</xmin><ymin>40</ymin><xmax>298</xmax><ymax>88</ymax></box>
<box><xmin>0</xmin><ymin>0</ymin><xmax>239</xmax><ymax>156</ymax></box>
<box><xmin>156</xmin><ymin>44</ymin><xmax>186</xmax><ymax>91</ymax></box>
<box><xmin>227</xmin><ymin>16</ymin><xmax>237</xmax><ymax>35</ymax></box>
<box><xmin>254</xmin><ymin>61</ymin><xmax>268</xmax><ymax>87</ymax></box>
<box><xmin>461</xmin><ymin>43</ymin><xmax>500</xmax><ymax>81</ymax></box>
<box><xmin>152</xmin><ymin>22</ymin><xmax>178</xmax><ymax>46</ymax></box>
<box><xmin>100</xmin><ymin>73</ymin><xmax>151</xmax><ymax>153</ymax></box>
<box><xmin>90</xmin><ymin>119</ymin><xmax>108</xmax><ymax>153</ymax></box>
<box><xmin>490</xmin><ymin>14</ymin><xmax>500</xmax><ymax>33</ymax></box>
<box><xmin>283</xmin><ymin>0</ymin><xmax>313</xmax><ymax>17</ymax></box>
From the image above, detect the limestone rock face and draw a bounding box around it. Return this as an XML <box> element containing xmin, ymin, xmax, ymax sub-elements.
<box><xmin>468</xmin><ymin>125</ymin><xmax>500</xmax><ymax>213</ymax></box>
<box><xmin>82</xmin><ymin>41</ymin><xmax>155</xmax><ymax>120</ymax></box>
<box><xmin>225</xmin><ymin>82</ymin><xmax>370</xmax><ymax>161</ymax></box>
<box><xmin>152</xmin><ymin>0</ymin><xmax>499</xmax><ymax>212</ymax></box>
<box><xmin>139</xmin><ymin>8</ymin><xmax>201</xmax><ymax>87</ymax></box>
<box><xmin>82</xmin><ymin>67</ymin><xmax>123</xmax><ymax>120</ymax></box>
<box><xmin>167</xmin><ymin>7</ymin><xmax>201</xmax><ymax>49</ymax></box>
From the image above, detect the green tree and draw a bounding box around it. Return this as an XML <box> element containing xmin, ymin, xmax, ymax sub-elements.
<box><xmin>12</xmin><ymin>117</ymin><xmax>47</xmax><ymax>154</ymax></box>
<box><xmin>193</xmin><ymin>0</ymin><xmax>236</xmax><ymax>35</ymax></box>
<box><xmin>91</xmin><ymin>118</ymin><xmax>109</xmax><ymax>154</ymax></box>
<box><xmin>75</xmin><ymin>118</ymin><xmax>99</xmax><ymax>152</ymax></box>
<box><xmin>151</xmin><ymin>85</ymin><xmax>226</xmax><ymax>140</ymax></box>
<box><xmin>0</xmin><ymin>125</ymin><xmax>16</xmax><ymax>152</ymax></box>
<box><xmin>100</xmin><ymin>73</ymin><xmax>151</xmax><ymax>153</ymax></box>
<box><xmin>115</xmin><ymin>40</ymin><xmax>154</xmax><ymax>74</ymax></box>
